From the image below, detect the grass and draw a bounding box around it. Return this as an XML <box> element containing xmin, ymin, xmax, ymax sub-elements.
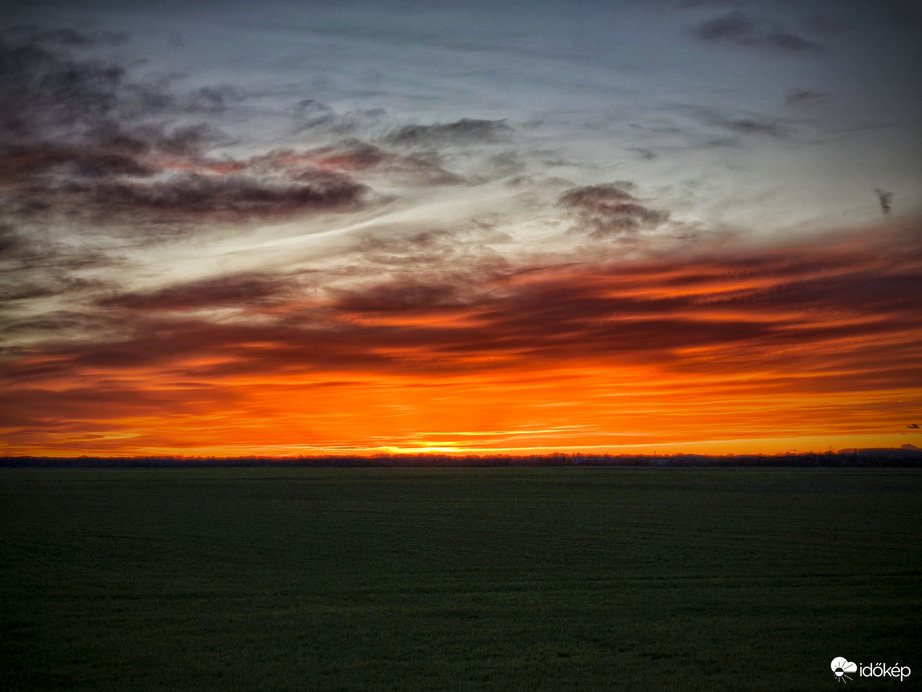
<box><xmin>1</xmin><ymin>467</ymin><xmax>919</xmax><ymax>690</ymax></box>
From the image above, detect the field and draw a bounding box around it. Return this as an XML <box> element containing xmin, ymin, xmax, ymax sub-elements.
<box><xmin>1</xmin><ymin>467</ymin><xmax>919</xmax><ymax>690</ymax></box>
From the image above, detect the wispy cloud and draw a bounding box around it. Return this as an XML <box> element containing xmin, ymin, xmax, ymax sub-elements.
<box><xmin>2</xmin><ymin>218</ymin><xmax>919</xmax><ymax>453</ymax></box>
<box><xmin>1</xmin><ymin>5</ymin><xmax>919</xmax><ymax>456</ymax></box>
<box><xmin>386</xmin><ymin>118</ymin><xmax>514</xmax><ymax>147</ymax></box>
<box><xmin>691</xmin><ymin>11</ymin><xmax>819</xmax><ymax>52</ymax></box>
<box><xmin>559</xmin><ymin>184</ymin><xmax>669</xmax><ymax>239</ymax></box>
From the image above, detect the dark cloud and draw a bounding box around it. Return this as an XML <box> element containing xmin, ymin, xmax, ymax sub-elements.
<box><xmin>691</xmin><ymin>11</ymin><xmax>819</xmax><ymax>52</ymax></box>
<box><xmin>0</xmin><ymin>144</ymin><xmax>157</xmax><ymax>182</ymax></box>
<box><xmin>1</xmin><ymin>31</ymin><xmax>522</xmax><ymax>228</ymax></box>
<box><xmin>630</xmin><ymin>147</ymin><xmax>658</xmax><ymax>161</ymax></box>
<box><xmin>0</xmin><ymin>34</ymin><xmax>125</xmax><ymax>144</ymax></box>
<box><xmin>6</xmin><ymin>26</ymin><xmax>129</xmax><ymax>47</ymax></box>
<box><xmin>0</xmin><ymin>26</ymin><xmax>244</xmax><ymax>147</ymax></box>
<box><xmin>271</xmin><ymin>139</ymin><xmax>462</xmax><ymax>185</ymax></box>
<box><xmin>875</xmin><ymin>189</ymin><xmax>893</xmax><ymax>217</ymax></box>
<box><xmin>673</xmin><ymin>104</ymin><xmax>789</xmax><ymax>139</ymax></box>
<box><xmin>0</xmin><ymin>275</ymin><xmax>108</xmax><ymax>304</ymax></box>
<box><xmin>334</xmin><ymin>281</ymin><xmax>467</xmax><ymax>314</ymax></box>
<box><xmin>182</xmin><ymin>85</ymin><xmax>244</xmax><ymax>114</ymax></box>
<box><xmin>355</xmin><ymin>226</ymin><xmax>512</xmax><ymax>269</ymax></box>
<box><xmin>292</xmin><ymin>99</ymin><xmax>336</xmax><ymax>130</ymax></box>
<box><xmin>386</xmin><ymin>118</ymin><xmax>513</xmax><ymax>147</ymax></box>
<box><xmin>2</xmin><ymin>222</ymin><xmax>920</xmax><ymax>398</ymax></box>
<box><xmin>692</xmin><ymin>11</ymin><xmax>756</xmax><ymax>41</ymax></box>
<box><xmin>2</xmin><ymin>141</ymin><xmax>371</xmax><ymax>228</ymax></box>
<box><xmin>0</xmin><ymin>223</ymin><xmax>25</xmax><ymax>256</ymax></box>
<box><xmin>559</xmin><ymin>184</ymin><xmax>669</xmax><ymax>239</ymax></box>
<box><xmin>86</xmin><ymin>169</ymin><xmax>369</xmax><ymax>217</ymax></box>
<box><xmin>0</xmin><ymin>310</ymin><xmax>112</xmax><ymax>344</ymax></box>
<box><xmin>785</xmin><ymin>89</ymin><xmax>827</xmax><ymax>107</ymax></box>
<box><xmin>676</xmin><ymin>0</ymin><xmax>739</xmax><ymax>8</ymax></box>
<box><xmin>97</xmin><ymin>273</ymin><xmax>301</xmax><ymax>312</ymax></box>
<box><xmin>0</xmin><ymin>29</ymin><xmax>331</xmax><ymax>227</ymax></box>
<box><xmin>722</xmin><ymin>118</ymin><xmax>785</xmax><ymax>136</ymax></box>
<box><xmin>0</xmin><ymin>28</ymin><xmax>227</xmax><ymax>152</ymax></box>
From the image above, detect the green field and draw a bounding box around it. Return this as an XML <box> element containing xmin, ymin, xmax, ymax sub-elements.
<box><xmin>1</xmin><ymin>468</ymin><xmax>919</xmax><ymax>691</ymax></box>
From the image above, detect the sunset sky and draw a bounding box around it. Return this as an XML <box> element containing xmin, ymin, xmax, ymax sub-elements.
<box><xmin>1</xmin><ymin>0</ymin><xmax>920</xmax><ymax>457</ymax></box>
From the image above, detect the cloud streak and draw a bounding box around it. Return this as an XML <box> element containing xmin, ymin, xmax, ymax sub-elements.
<box><xmin>3</xmin><ymin>218</ymin><xmax>920</xmax><ymax>454</ymax></box>
<box><xmin>1</xmin><ymin>4</ymin><xmax>920</xmax><ymax>456</ymax></box>
<box><xmin>691</xmin><ymin>11</ymin><xmax>819</xmax><ymax>52</ymax></box>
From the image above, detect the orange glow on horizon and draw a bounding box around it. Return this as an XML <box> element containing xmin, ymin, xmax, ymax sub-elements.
<box><xmin>2</xmin><ymin>221</ymin><xmax>920</xmax><ymax>459</ymax></box>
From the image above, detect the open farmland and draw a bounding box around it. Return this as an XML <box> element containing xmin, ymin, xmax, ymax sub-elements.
<box><xmin>1</xmin><ymin>467</ymin><xmax>920</xmax><ymax>691</ymax></box>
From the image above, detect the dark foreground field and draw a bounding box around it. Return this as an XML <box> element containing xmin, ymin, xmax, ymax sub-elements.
<box><xmin>1</xmin><ymin>468</ymin><xmax>919</xmax><ymax>691</ymax></box>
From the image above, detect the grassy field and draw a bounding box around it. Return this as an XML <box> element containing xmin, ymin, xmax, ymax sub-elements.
<box><xmin>1</xmin><ymin>467</ymin><xmax>919</xmax><ymax>691</ymax></box>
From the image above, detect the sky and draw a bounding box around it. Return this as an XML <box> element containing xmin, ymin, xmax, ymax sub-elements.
<box><xmin>1</xmin><ymin>0</ymin><xmax>920</xmax><ymax>457</ymax></box>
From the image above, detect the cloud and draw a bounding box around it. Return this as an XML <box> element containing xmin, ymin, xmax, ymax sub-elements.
<box><xmin>672</xmin><ymin>104</ymin><xmax>790</xmax><ymax>140</ymax></box>
<box><xmin>0</xmin><ymin>28</ymin><xmax>190</xmax><ymax>147</ymax></box>
<box><xmin>96</xmin><ymin>273</ymin><xmax>303</xmax><ymax>312</ymax></box>
<box><xmin>559</xmin><ymin>184</ymin><xmax>669</xmax><ymax>239</ymax></box>
<box><xmin>5</xmin><ymin>26</ymin><xmax>129</xmax><ymax>47</ymax></box>
<box><xmin>784</xmin><ymin>89</ymin><xmax>828</xmax><ymax>107</ymax></box>
<box><xmin>691</xmin><ymin>11</ymin><xmax>819</xmax><ymax>52</ymax></box>
<box><xmin>875</xmin><ymin>188</ymin><xmax>893</xmax><ymax>217</ymax></box>
<box><xmin>2</xmin><ymin>218</ymin><xmax>920</xmax><ymax>454</ymax></box>
<box><xmin>0</xmin><ymin>29</ymin><xmax>376</xmax><ymax>227</ymax></box>
<box><xmin>354</xmin><ymin>225</ymin><xmax>513</xmax><ymax>268</ymax></box>
<box><xmin>2</xmin><ymin>140</ymin><xmax>372</xmax><ymax>229</ymax></box>
<box><xmin>0</xmin><ymin>223</ymin><xmax>25</xmax><ymax>256</ymax></box>
<box><xmin>386</xmin><ymin>118</ymin><xmax>513</xmax><ymax>147</ymax></box>
<box><xmin>259</xmin><ymin>140</ymin><xmax>462</xmax><ymax>185</ymax></box>
<box><xmin>676</xmin><ymin>0</ymin><xmax>739</xmax><ymax>8</ymax></box>
<box><xmin>6</xmin><ymin>219</ymin><xmax>918</xmax><ymax>380</ymax></box>
<box><xmin>91</xmin><ymin>169</ymin><xmax>369</xmax><ymax>217</ymax></box>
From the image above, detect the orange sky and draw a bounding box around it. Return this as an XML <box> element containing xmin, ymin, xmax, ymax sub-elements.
<box><xmin>3</xmin><ymin>220</ymin><xmax>920</xmax><ymax>457</ymax></box>
<box><xmin>1</xmin><ymin>12</ymin><xmax>921</xmax><ymax>458</ymax></box>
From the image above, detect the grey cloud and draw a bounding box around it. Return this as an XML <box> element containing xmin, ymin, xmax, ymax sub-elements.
<box><xmin>676</xmin><ymin>0</ymin><xmax>739</xmax><ymax>8</ymax></box>
<box><xmin>97</xmin><ymin>273</ymin><xmax>301</xmax><ymax>312</ymax></box>
<box><xmin>560</xmin><ymin>184</ymin><xmax>669</xmax><ymax>239</ymax></box>
<box><xmin>79</xmin><ymin>169</ymin><xmax>370</xmax><ymax>218</ymax></box>
<box><xmin>630</xmin><ymin>147</ymin><xmax>658</xmax><ymax>161</ymax></box>
<box><xmin>785</xmin><ymin>89</ymin><xmax>827</xmax><ymax>107</ymax></box>
<box><xmin>291</xmin><ymin>100</ymin><xmax>387</xmax><ymax>137</ymax></box>
<box><xmin>0</xmin><ymin>273</ymin><xmax>108</xmax><ymax>305</ymax></box>
<box><xmin>282</xmin><ymin>139</ymin><xmax>462</xmax><ymax>185</ymax></box>
<box><xmin>3</xmin><ymin>150</ymin><xmax>370</xmax><ymax>228</ymax></box>
<box><xmin>0</xmin><ymin>28</ymin><xmax>237</xmax><ymax>154</ymax></box>
<box><xmin>692</xmin><ymin>11</ymin><xmax>755</xmax><ymax>41</ymax></box>
<box><xmin>2</xmin><ymin>221</ymin><xmax>919</xmax><ymax>386</ymax></box>
<box><xmin>672</xmin><ymin>104</ymin><xmax>790</xmax><ymax>140</ymax></box>
<box><xmin>334</xmin><ymin>280</ymin><xmax>466</xmax><ymax>314</ymax></box>
<box><xmin>356</xmin><ymin>226</ymin><xmax>512</xmax><ymax>269</ymax></box>
<box><xmin>875</xmin><ymin>188</ymin><xmax>893</xmax><ymax>217</ymax></box>
<box><xmin>292</xmin><ymin>99</ymin><xmax>337</xmax><ymax>130</ymax></box>
<box><xmin>7</xmin><ymin>26</ymin><xmax>129</xmax><ymax>47</ymax></box>
<box><xmin>0</xmin><ymin>223</ymin><xmax>26</xmax><ymax>256</ymax></box>
<box><xmin>182</xmin><ymin>85</ymin><xmax>244</xmax><ymax>114</ymax></box>
<box><xmin>691</xmin><ymin>11</ymin><xmax>819</xmax><ymax>52</ymax></box>
<box><xmin>386</xmin><ymin>118</ymin><xmax>513</xmax><ymax>147</ymax></box>
<box><xmin>0</xmin><ymin>310</ymin><xmax>100</xmax><ymax>336</ymax></box>
<box><xmin>724</xmin><ymin>118</ymin><xmax>785</xmax><ymax>136</ymax></box>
